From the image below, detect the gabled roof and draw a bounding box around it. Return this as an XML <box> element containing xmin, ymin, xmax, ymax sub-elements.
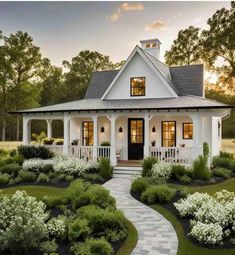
<box><xmin>14</xmin><ymin>96</ymin><xmax>231</xmax><ymax>114</ymax></box>
<box><xmin>101</xmin><ymin>45</ymin><xmax>178</xmax><ymax>99</ymax></box>
<box><xmin>84</xmin><ymin>46</ymin><xmax>204</xmax><ymax>99</ymax></box>
<box><xmin>170</xmin><ymin>64</ymin><xmax>204</xmax><ymax>97</ymax></box>
<box><xmin>85</xmin><ymin>70</ymin><xmax>119</xmax><ymax>99</ymax></box>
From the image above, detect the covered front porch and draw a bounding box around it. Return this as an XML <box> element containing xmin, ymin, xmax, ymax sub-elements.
<box><xmin>22</xmin><ymin>110</ymin><xmax>222</xmax><ymax>166</ymax></box>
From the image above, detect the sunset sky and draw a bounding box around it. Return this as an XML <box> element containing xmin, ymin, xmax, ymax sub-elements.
<box><xmin>0</xmin><ymin>1</ymin><xmax>230</xmax><ymax>67</ymax></box>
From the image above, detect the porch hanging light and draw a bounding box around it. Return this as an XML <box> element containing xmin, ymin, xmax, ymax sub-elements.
<box><xmin>101</xmin><ymin>126</ymin><xmax>105</xmax><ymax>133</ymax></box>
<box><xmin>119</xmin><ymin>127</ymin><xmax>123</xmax><ymax>133</ymax></box>
<box><xmin>152</xmin><ymin>126</ymin><xmax>156</xmax><ymax>132</ymax></box>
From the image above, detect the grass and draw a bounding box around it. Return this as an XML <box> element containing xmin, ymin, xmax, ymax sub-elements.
<box><xmin>169</xmin><ymin>177</ymin><xmax>235</xmax><ymax>195</ymax></box>
<box><xmin>222</xmin><ymin>139</ymin><xmax>235</xmax><ymax>154</ymax></box>
<box><xmin>116</xmin><ymin>218</ymin><xmax>138</xmax><ymax>255</ymax></box>
<box><xmin>0</xmin><ymin>185</ymin><xmax>66</xmax><ymax>199</ymax></box>
<box><xmin>152</xmin><ymin>204</ymin><xmax>235</xmax><ymax>255</ymax></box>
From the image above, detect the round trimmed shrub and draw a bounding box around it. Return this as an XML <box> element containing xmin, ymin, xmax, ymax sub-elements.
<box><xmin>71</xmin><ymin>238</ymin><xmax>113</xmax><ymax>255</ymax></box>
<box><xmin>131</xmin><ymin>177</ymin><xmax>150</xmax><ymax>195</ymax></box>
<box><xmin>0</xmin><ymin>173</ymin><xmax>10</xmax><ymax>185</ymax></box>
<box><xmin>36</xmin><ymin>173</ymin><xmax>50</xmax><ymax>184</ymax></box>
<box><xmin>83</xmin><ymin>173</ymin><xmax>104</xmax><ymax>183</ymax></box>
<box><xmin>141</xmin><ymin>184</ymin><xmax>176</xmax><ymax>204</ymax></box>
<box><xmin>0</xmin><ymin>163</ymin><xmax>21</xmax><ymax>176</ymax></box>
<box><xmin>18</xmin><ymin>170</ymin><xmax>37</xmax><ymax>182</ymax></box>
<box><xmin>213</xmin><ymin>168</ymin><xmax>231</xmax><ymax>179</ymax></box>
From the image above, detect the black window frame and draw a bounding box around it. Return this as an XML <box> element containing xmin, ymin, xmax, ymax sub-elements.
<box><xmin>182</xmin><ymin>122</ymin><xmax>193</xmax><ymax>140</ymax></box>
<box><xmin>130</xmin><ymin>77</ymin><xmax>146</xmax><ymax>97</ymax></box>
<box><xmin>82</xmin><ymin>121</ymin><xmax>94</xmax><ymax>146</ymax></box>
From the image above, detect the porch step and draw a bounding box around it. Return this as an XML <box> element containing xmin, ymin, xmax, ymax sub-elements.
<box><xmin>113</xmin><ymin>166</ymin><xmax>142</xmax><ymax>177</ymax></box>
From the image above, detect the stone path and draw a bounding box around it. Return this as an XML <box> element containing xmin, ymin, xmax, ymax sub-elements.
<box><xmin>103</xmin><ymin>177</ymin><xmax>178</xmax><ymax>255</ymax></box>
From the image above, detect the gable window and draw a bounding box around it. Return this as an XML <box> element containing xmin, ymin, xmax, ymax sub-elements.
<box><xmin>182</xmin><ymin>122</ymin><xmax>193</xmax><ymax>139</ymax></box>
<box><xmin>130</xmin><ymin>77</ymin><xmax>146</xmax><ymax>96</ymax></box>
<box><xmin>82</xmin><ymin>121</ymin><xmax>93</xmax><ymax>146</ymax></box>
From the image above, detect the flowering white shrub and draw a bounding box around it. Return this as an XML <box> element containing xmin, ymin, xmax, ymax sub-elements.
<box><xmin>47</xmin><ymin>216</ymin><xmax>66</xmax><ymax>238</ymax></box>
<box><xmin>174</xmin><ymin>192</ymin><xmax>211</xmax><ymax>217</ymax></box>
<box><xmin>190</xmin><ymin>222</ymin><xmax>223</xmax><ymax>245</ymax></box>
<box><xmin>175</xmin><ymin>189</ymin><xmax>235</xmax><ymax>245</ymax></box>
<box><xmin>0</xmin><ymin>191</ymin><xmax>49</xmax><ymax>253</ymax></box>
<box><xmin>23</xmin><ymin>158</ymin><xmax>53</xmax><ymax>172</ymax></box>
<box><xmin>151</xmin><ymin>162</ymin><xmax>172</xmax><ymax>181</ymax></box>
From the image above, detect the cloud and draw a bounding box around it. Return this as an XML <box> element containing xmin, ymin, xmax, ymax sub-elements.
<box><xmin>109</xmin><ymin>2</ymin><xmax>144</xmax><ymax>22</ymax></box>
<box><xmin>194</xmin><ymin>16</ymin><xmax>203</xmax><ymax>24</ymax></box>
<box><xmin>173</xmin><ymin>13</ymin><xmax>182</xmax><ymax>19</ymax></box>
<box><xmin>144</xmin><ymin>20</ymin><xmax>168</xmax><ymax>31</ymax></box>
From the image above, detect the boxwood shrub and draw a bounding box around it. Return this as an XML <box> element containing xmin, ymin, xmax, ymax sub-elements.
<box><xmin>18</xmin><ymin>170</ymin><xmax>37</xmax><ymax>182</ymax></box>
<box><xmin>0</xmin><ymin>163</ymin><xmax>21</xmax><ymax>176</ymax></box>
<box><xmin>83</xmin><ymin>173</ymin><xmax>104</xmax><ymax>184</ymax></box>
<box><xmin>18</xmin><ymin>145</ymin><xmax>54</xmax><ymax>159</ymax></box>
<box><xmin>0</xmin><ymin>173</ymin><xmax>10</xmax><ymax>185</ymax></box>
<box><xmin>213</xmin><ymin>168</ymin><xmax>231</xmax><ymax>179</ymax></box>
<box><xmin>141</xmin><ymin>184</ymin><xmax>176</xmax><ymax>204</ymax></box>
<box><xmin>131</xmin><ymin>177</ymin><xmax>151</xmax><ymax>194</ymax></box>
<box><xmin>141</xmin><ymin>156</ymin><xmax>158</xmax><ymax>177</ymax></box>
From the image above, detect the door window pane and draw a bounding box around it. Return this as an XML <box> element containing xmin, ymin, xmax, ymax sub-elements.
<box><xmin>130</xmin><ymin>120</ymin><xmax>143</xmax><ymax>144</ymax></box>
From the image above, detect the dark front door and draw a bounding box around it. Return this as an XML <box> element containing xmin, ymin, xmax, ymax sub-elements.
<box><xmin>128</xmin><ymin>118</ymin><xmax>144</xmax><ymax>160</ymax></box>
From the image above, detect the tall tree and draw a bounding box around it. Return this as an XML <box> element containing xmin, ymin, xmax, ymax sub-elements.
<box><xmin>0</xmin><ymin>31</ymin><xmax>12</xmax><ymax>141</ymax></box>
<box><xmin>4</xmin><ymin>31</ymin><xmax>42</xmax><ymax>140</ymax></box>
<box><xmin>201</xmin><ymin>3</ymin><xmax>235</xmax><ymax>93</ymax></box>
<box><xmin>165</xmin><ymin>26</ymin><xmax>202</xmax><ymax>66</ymax></box>
<box><xmin>38</xmin><ymin>58</ymin><xmax>64</xmax><ymax>106</ymax></box>
<box><xmin>62</xmin><ymin>50</ymin><xmax>124</xmax><ymax>102</ymax></box>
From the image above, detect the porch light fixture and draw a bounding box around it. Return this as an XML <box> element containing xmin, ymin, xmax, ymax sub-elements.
<box><xmin>119</xmin><ymin>127</ymin><xmax>123</xmax><ymax>133</ymax></box>
<box><xmin>152</xmin><ymin>126</ymin><xmax>156</xmax><ymax>132</ymax></box>
<box><xmin>101</xmin><ymin>126</ymin><xmax>105</xmax><ymax>133</ymax></box>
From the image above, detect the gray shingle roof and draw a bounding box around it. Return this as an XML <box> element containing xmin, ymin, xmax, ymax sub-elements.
<box><xmin>84</xmin><ymin>48</ymin><xmax>204</xmax><ymax>99</ymax></box>
<box><xmin>16</xmin><ymin>96</ymin><xmax>230</xmax><ymax>114</ymax></box>
<box><xmin>85</xmin><ymin>70</ymin><xmax>119</xmax><ymax>99</ymax></box>
<box><xmin>170</xmin><ymin>65</ymin><xmax>204</xmax><ymax>96</ymax></box>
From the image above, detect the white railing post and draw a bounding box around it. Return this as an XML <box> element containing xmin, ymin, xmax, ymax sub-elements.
<box><xmin>23</xmin><ymin>116</ymin><xmax>31</xmax><ymax>145</ymax></box>
<box><xmin>63</xmin><ymin>113</ymin><xmax>70</xmax><ymax>155</ymax></box>
<box><xmin>110</xmin><ymin>115</ymin><xmax>117</xmax><ymax>166</ymax></box>
<box><xmin>92</xmin><ymin>116</ymin><xmax>98</xmax><ymax>160</ymax></box>
<box><xmin>144</xmin><ymin>112</ymin><xmax>150</xmax><ymax>157</ymax></box>
<box><xmin>46</xmin><ymin>119</ymin><xmax>53</xmax><ymax>139</ymax></box>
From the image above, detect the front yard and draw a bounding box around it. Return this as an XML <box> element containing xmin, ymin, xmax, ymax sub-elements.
<box><xmin>0</xmin><ymin>145</ymin><xmax>137</xmax><ymax>255</ymax></box>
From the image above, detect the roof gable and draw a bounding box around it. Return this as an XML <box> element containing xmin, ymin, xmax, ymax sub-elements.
<box><xmin>101</xmin><ymin>45</ymin><xmax>178</xmax><ymax>99</ymax></box>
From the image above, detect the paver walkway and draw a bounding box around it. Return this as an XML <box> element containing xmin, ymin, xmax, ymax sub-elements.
<box><xmin>103</xmin><ymin>177</ymin><xmax>178</xmax><ymax>255</ymax></box>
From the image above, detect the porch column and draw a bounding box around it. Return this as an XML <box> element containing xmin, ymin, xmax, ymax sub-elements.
<box><xmin>110</xmin><ymin>115</ymin><xmax>117</xmax><ymax>166</ymax></box>
<box><xmin>92</xmin><ymin>116</ymin><xmax>98</xmax><ymax>160</ymax></box>
<box><xmin>22</xmin><ymin>116</ymin><xmax>31</xmax><ymax>145</ymax></box>
<box><xmin>63</xmin><ymin>114</ymin><xmax>70</xmax><ymax>155</ymax></box>
<box><xmin>144</xmin><ymin>112</ymin><xmax>150</xmax><ymax>157</ymax></box>
<box><xmin>46</xmin><ymin>119</ymin><xmax>53</xmax><ymax>139</ymax></box>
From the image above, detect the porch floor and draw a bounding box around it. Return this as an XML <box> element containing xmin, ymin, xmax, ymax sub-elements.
<box><xmin>117</xmin><ymin>160</ymin><xmax>142</xmax><ymax>167</ymax></box>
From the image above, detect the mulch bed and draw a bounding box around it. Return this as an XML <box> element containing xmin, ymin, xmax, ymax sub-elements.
<box><xmin>131</xmin><ymin>190</ymin><xmax>235</xmax><ymax>250</ymax></box>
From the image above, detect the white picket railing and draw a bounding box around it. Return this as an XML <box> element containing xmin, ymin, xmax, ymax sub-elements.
<box><xmin>149</xmin><ymin>146</ymin><xmax>193</xmax><ymax>164</ymax></box>
<box><xmin>44</xmin><ymin>145</ymin><xmax>63</xmax><ymax>155</ymax></box>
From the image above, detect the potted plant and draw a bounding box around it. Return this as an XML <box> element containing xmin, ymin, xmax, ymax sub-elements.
<box><xmin>43</xmin><ymin>138</ymin><xmax>54</xmax><ymax>145</ymax></box>
<box><xmin>55</xmin><ymin>139</ymin><xmax>64</xmax><ymax>145</ymax></box>
<box><xmin>71</xmin><ymin>139</ymin><xmax>79</xmax><ymax>145</ymax></box>
<box><xmin>100</xmin><ymin>141</ymin><xmax>110</xmax><ymax>146</ymax></box>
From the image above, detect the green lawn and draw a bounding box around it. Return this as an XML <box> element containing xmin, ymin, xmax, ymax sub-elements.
<box><xmin>169</xmin><ymin>178</ymin><xmax>235</xmax><ymax>195</ymax></box>
<box><xmin>0</xmin><ymin>185</ymin><xmax>66</xmax><ymax>199</ymax></box>
<box><xmin>116</xmin><ymin>218</ymin><xmax>138</xmax><ymax>255</ymax></box>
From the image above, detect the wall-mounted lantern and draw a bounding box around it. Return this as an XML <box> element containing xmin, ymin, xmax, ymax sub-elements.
<box><xmin>101</xmin><ymin>126</ymin><xmax>105</xmax><ymax>133</ymax></box>
<box><xmin>119</xmin><ymin>127</ymin><xmax>123</xmax><ymax>133</ymax></box>
<box><xmin>152</xmin><ymin>126</ymin><xmax>156</xmax><ymax>132</ymax></box>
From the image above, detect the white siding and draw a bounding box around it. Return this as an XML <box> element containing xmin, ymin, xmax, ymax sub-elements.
<box><xmin>105</xmin><ymin>52</ymin><xmax>174</xmax><ymax>100</ymax></box>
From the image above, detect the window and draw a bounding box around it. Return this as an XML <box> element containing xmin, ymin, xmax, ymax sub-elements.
<box><xmin>162</xmin><ymin>121</ymin><xmax>176</xmax><ymax>147</ymax></box>
<box><xmin>152</xmin><ymin>42</ymin><xmax>156</xmax><ymax>47</ymax></box>
<box><xmin>130</xmin><ymin>77</ymin><xmax>146</xmax><ymax>96</ymax></box>
<box><xmin>82</xmin><ymin>121</ymin><xmax>93</xmax><ymax>146</ymax></box>
<box><xmin>146</xmin><ymin>43</ymin><xmax>150</xmax><ymax>48</ymax></box>
<box><xmin>183</xmin><ymin>122</ymin><xmax>193</xmax><ymax>139</ymax></box>
<box><xmin>218</xmin><ymin>121</ymin><xmax>221</xmax><ymax>137</ymax></box>
<box><xmin>130</xmin><ymin>119</ymin><xmax>144</xmax><ymax>144</ymax></box>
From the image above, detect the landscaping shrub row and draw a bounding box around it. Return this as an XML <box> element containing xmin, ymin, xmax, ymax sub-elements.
<box><xmin>0</xmin><ymin>179</ymin><xmax>128</xmax><ymax>255</ymax></box>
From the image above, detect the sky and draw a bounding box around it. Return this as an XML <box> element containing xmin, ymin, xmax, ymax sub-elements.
<box><xmin>0</xmin><ymin>1</ymin><xmax>231</xmax><ymax>66</ymax></box>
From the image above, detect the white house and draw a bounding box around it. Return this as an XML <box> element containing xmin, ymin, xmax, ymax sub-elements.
<box><xmin>16</xmin><ymin>39</ymin><xmax>231</xmax><ymax>166</ymax></box>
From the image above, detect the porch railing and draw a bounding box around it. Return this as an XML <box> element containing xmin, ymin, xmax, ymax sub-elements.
<box><xmin>69</xmin><ymin>145</ymin><xmax>111</xmax><ymax>160</ymax></box>
<box><xmin>149</xmin><ymin>146</ymin><xmax>193</xmax><ymax>164</ymax></box>
<box><xmin>44</xmin><ymin>145</ymin><xmax>63</xmax><ymax>155</ymax></box>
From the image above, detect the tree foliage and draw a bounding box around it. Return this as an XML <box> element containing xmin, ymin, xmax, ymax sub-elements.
<box><xmin>61</xmin><ymin>50</ymin><xmax>123</xmax><ymax>102</ymax></box>
<box><xmin>165</xmin><ymin>26</ymin><xmax>202</xmax><ymax>66</ymax></box>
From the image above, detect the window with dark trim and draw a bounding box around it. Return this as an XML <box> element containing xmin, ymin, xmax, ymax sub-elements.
<box><xmin>218</xmin><ymin>121</ymin><xmax>221</xmax><ymax>137</ymax></box>
<box><xmin>130</xmin><ymin>77</ymin><xmax>146</xmax><ymax>96</ymax></box>
<box><xmin>162</xmin><ymin>121</ymin><xmax>176</xmax><ymax>147</ymax></box>
<box><xmin>182</xmin><ymin>122</ymin><xmax>193</xmax><ymax>139</ymax></box>
<box><xmin>82</xmin><ymin>121</ymin><xmax>93</xmax><ymax>146</ymax></box>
